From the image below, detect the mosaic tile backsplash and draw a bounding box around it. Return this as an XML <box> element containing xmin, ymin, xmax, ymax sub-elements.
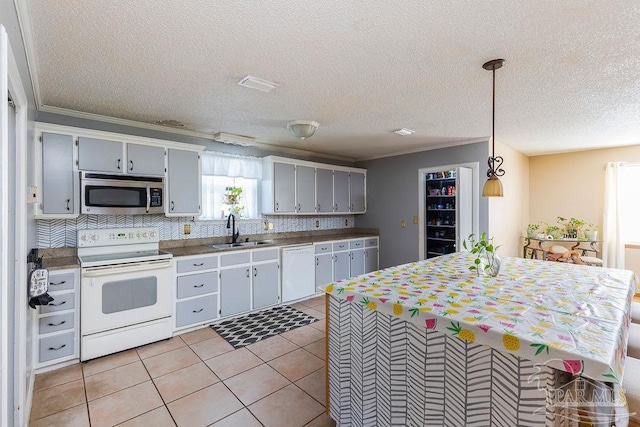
<box><xmin>36</xmin><ymin>214</ymin><xmax>355</xmax><ymax>248</ymax></box>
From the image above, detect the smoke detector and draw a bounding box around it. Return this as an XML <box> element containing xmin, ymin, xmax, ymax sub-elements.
<box><xmin>393</xmin><ymin>128</ymin><xmax>415</xmax><ymax>136</ymax></box>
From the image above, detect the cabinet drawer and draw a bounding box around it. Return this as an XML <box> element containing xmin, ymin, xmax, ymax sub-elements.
<box><xmin>39</xmin><ymin>332</ymin><xmax>74</xmax><ymax>363</ymax></box>
<box><xmin>177</xmin><ymin>256</ymin><xmax>218</xmax><ymax>273</ymax></box>
<box><xmin>176</xmin><ymin>295</ymin><xmax>218</xmax><ymax>327</ymax></box>
<box><xmin>315</xmin><ymin>243</ymin><xmax>332</xmax><ymax>254</ymax></box>
<box><xmin>350</xmin><ymin>239</ymin><xmax>364</xmax><ymax>249</ymax></box>
<box><xmin>39</xmin><ymin>313</ymin><xmax>74</xmax><ymax>335</ymax></box>
<box><xmin>177</xmin><ymin>272</ymin><xmax>218</xmax><ymax>299</ymax></box>
<box><xmin>332</xmin><ymin>241</ymin><xmax>349</xmax><ymax>251</ymax></box>
<box><xmin>48</xmin><ymin>272</ymin><xmax>75</xmax><ymax>291</ymax></box>
<box><xmin>365</xmin><ymin>238</ymin><xmax>378</xmax><ymax>247</ymax></box>
<box><xmin>220</xmin><ymin>251</ymin><xmax>251</xmax><ymax>266</ymax></box>
<box><xmin>252</xmin><ymin>248</ymin><xmax>279</xmax><ymax>262</ymax></box>
<box><xmin>40</xmin><ymin>293</ymin><xmax>75</xmax><ymax>314</ymax></box>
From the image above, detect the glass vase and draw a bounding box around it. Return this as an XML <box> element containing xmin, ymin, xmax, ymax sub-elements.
<box><xmin>480</xmin><ymin>252</ymin><xmax>501</xmax><ymax>277</ymax></box>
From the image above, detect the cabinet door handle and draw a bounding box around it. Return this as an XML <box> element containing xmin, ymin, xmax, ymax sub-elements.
<box><xmin>275</xmin><ymin>202</ymin><xmax>279</xmax><ymax>211</ymax></box>
<box><xmin>117</xmin><ymin>159</ymin><xmax>121</xmax><ymax>170</ymax></box>
<box><xmin>171</xmin><ymin>201</ymin><xmax>175</xmax><ymax>211</ymax></box>
<box><xmin>129</xmin><ymin>160</ymin><xmax>134</xmax><ymax>171</ymax></box>
<box><xmin>49</xmin><ymin>301</ymin><xmax>66</xmax><ymax>307</ymax></box>
<box><xmin>317</xmin><ymin>204</ymin><xmax>320</xmax><ymax>211</ymax></box>
<box><xmin>246</xmin><ymin>268</ymin><xmax>250</xmax><ymax>278</ymax></box>
<box><xmin>193</xmin><ymin>284</ymin><xmax>204</xmax><ymax>288</ymax></box>
<box><xmin>48</xmin><ymin>320</ymin><xmax>66</xmax><ymax>327</ymax></box>
<box><xmin>192</xmin><ymin>263</ymin><xmax>204</xmax><ymax>266</ymax></box>
<box><xmin>49</xmin><ymin>280</ymin><xmax>66</xmax><ymax>286</ymax></box>
<box><xmin>48</xmin><ymin>344</ymin><xmax>66</xmax><ymax>351</ymax></box>
<box><xmin>334</xmin><ymin>204</ymin><xmax>338</xmax><ymax>211</ymax></box>
<box><xmin>66</xmin><ymin>199</ymin><xmax>70</xmax><ymax>211</ymax></box>
<box><xmin>254</xmin><ymin>268</ymin><xmax>257</xmax><ymax>277</ymax></box>
<box><xmin>192</xmin><ymin>308</ymin><xmax>204</xmax><ymax>313</ymax></box>
<box><xmin>316</xmin><ymin>258</ymin><xmax>319</xmax><ymax>266</ymax></box>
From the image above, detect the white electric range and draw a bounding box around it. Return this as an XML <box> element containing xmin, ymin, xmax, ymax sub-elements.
<box><xmin>77</xmin><ymin>227</ymin><xmax>173</xmax><ymax>361</ymax></box>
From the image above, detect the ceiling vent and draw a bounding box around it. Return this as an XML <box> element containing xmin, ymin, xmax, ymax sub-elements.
<box><xmin>212</xmin><ymin>132</ymin><xmax>256</xmax><ymax>147</ymax></box>
<box><xmin>237</xmin><ymin>75</ymin><xmax>279</xmax><ymax>92</ymax></box>
<box><xmin>393</xmin><ymin>128</ymin><xmax>415</xmax><ymax>136</ymax></box>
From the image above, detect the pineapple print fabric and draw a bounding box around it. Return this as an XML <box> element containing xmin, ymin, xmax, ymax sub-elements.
<box><xmin>321</xmin><ymin>252</ymin><xmax>638</xmax><ymax>383</ymax></box>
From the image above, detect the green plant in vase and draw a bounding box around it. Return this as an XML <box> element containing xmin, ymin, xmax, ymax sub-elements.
<box><xmin>544</xmin><ymin>224</ymin><xmax>561</xmax><ymax>239</ymax></box>
<box><xmin>223</xmin><ymin>186</ymin><xmax>245</xmax><ymax>217</ymax></box>
<box><xmin>526</xmin><ymin>222</ymin><xmax>540</xmax><ymax>238</ymax></box>
<box><xmin>463</xmin><ymin>232</ymin><xmax>501</xmax><ymax>277</ymax></box>
<box><xmin>557</xmin><ymin>217</ymin><xmax>585</xmax><ymax>239</ymax></box>
<box><xmin>584</xmin><ymin>223</ymin><xmax>599</xmax><ymax>241</ymax></box>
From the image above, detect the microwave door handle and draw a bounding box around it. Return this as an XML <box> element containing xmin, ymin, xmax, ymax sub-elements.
<box><xmin>146</xmin><ymin>185</ymin><xmax>151</xmax><ymax>213</ymax></box>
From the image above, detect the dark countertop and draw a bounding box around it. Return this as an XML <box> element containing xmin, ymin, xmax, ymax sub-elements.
<box><xmin>37</xmin><ymin>228</ymin><xmax>379</xmax><ymax>269</ymax></box>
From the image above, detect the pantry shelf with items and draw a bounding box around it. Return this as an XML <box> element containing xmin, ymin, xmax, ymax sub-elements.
<box><xmin>424</xmin><ymin>167</ymin><xmax>473</xmax><ymax>259</ymax></box>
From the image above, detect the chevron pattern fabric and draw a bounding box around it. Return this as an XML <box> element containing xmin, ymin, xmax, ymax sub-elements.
<box><xmin>327</xmin><ymin>296</ymin><xmax>567</xmax><ymax>427</ymax></box>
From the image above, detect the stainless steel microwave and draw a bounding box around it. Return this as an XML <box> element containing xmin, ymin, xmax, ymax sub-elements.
<box><xmin>80</xmin><ymin>172</ymin><xmax>164</xmax><ymax>214</ymax></box>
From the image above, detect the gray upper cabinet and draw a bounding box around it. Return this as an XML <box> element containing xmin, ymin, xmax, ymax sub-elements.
<box><xmin>334</xmin><ymin>171</ymin><xmax>350</xmax><ymax>213</ymax></box>
<box><xmin>295</xmin><ymin>165</ymin><xmax>315</xmax><ymax>213</ymax></box>
<box><xmin>167</xmin><ymin>149</ymin><xmax>201</xmax><ymax>216</ymax></box>
<box><xmin>315</xmin><ymin>168</ymin><xmax>333</xmax><ymax>213</ymax></box>
<box><xmin>42</xmin><ymin>133</ymin><xmax>75</xmax><ymax>215</ymax></box>
<box><xmin>220</xmin><ymin>266</ymin><xmax>251</xmax><ymax>317</ymax></box>
<box><xmin>78</xmin><ymin>137</ymin><xmax>123</xmax><ymax>173</ymax></box>
<box><xmin>350</xmin><ymin>172</ymin><xmax>366</xmax><ymax>213</ymax></box>
<box><xmin>127</xmin><ymin>144</ymin><xmax>165</xmax><ymax>176</ymax></box>
<box><xmin>273</xmin><ymin>162</ymin><xmax>296</xmax><ymax>213</ymax></box>
<box><xmin>252</xmin><ymin>262</ymin><xmax>279</xmax><ymax>309</ymax></box>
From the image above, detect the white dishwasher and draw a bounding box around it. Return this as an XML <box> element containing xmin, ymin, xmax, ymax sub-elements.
<box><xmin>281</xmin><ymin>243</ymin><xmax>315</xmax><ymax>303</ymax></box>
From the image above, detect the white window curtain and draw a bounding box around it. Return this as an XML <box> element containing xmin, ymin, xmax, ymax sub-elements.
<box><xmin>200</xmin><ymin>153</ymin><xmax>262</xmax><ymax>220</ymax></box>
<box><xmin>603</xmin><ymin>162</ymin><xmax>625</xmax><ymax>269</ymax></box>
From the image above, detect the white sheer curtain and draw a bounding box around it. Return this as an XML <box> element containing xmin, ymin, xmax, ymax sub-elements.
<box><xmin>200</xmin><ymin>153</ymin><xmax>262</xmax><ymax>220</ymax></box>
<box><xmin>603</xmin><ymin>162</ymin><xmax>625</xmax><ymax>269</ymax></box>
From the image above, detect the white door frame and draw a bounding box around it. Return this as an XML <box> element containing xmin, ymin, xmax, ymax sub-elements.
<box><xmin>417</xmin><ymin>162</ymin><xmax>480</xmax><ymax>260</ymax></box>
<box><xmin>0</xmin><ymin>24</ymin><xmax>9</xmax><ymax>427</ymax></box>
<box><xmin>2</xmin><ymin>23</ymin><xmax>30</xmax><ymax>427</ymax></box>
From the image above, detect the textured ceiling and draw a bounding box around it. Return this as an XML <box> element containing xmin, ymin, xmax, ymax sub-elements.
<box><xmin>24</xmin><ymin>0</ymin><xmax>640</xmax><ymax>160</ymax></box>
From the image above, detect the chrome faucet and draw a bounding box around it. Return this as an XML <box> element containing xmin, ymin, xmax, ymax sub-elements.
<box><xmin>226</xmin><ymin>213</ymin><xmax>240</xmax><ymax>243</ymax></box>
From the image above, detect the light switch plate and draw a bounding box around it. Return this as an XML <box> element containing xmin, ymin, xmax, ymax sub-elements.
<box><xmin>268</xmin><ymin>222</ymin><xmax>274</xmax><ymax>230</ymax></box>
<box><xmin>401</xmin><ymin>220</ymin><xmax>406</xmax><ymax>228</ymax></box>
<box><xmin>413</xmin><ymin>216</ymin><xmax>419</xmax><ymax>224</ymax></box>
<box><xmin>27</xmin><ymin>186</ymin><xmax>38</xmax><ymax>203</ymax></box>
<box><xmin>184</xmin><ymin>224</ymin><xmax>191</xmax><ymax>234</ymax></box>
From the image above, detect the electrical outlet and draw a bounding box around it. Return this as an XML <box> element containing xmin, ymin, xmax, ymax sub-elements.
<box><xmin>27</xmin><ymin>186</ymin><xmax>38</xmax><ymax>204</ymax></box>
<box><xmin>401</xmin><ymin>220</ymin><xmax>406</xmax><ymax>228</ymax></box>
<box><xmin>268</xmin><ymin>222</ymin><xmax>274</xmax><ymax>230</ymax></box>
<box><xmin>315</xmin><ymin>220</ymin><xmax>320</xmax><ymax>228</ymax></box>
<box><xmin>184</xmin><ymin>224</ymin><xmax>191</xmax><ymax>234</ymax></box>
<box><xmin>263</xmin><ymin>221</ymin><xmax>269</xmax><ymax>231</ymax></box>
<box><xmin>413</xmin><ymin>216</ymin><xmax>419</xmax><ymax>224</ymax></box>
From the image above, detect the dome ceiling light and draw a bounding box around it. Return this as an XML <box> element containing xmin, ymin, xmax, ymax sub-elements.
<box><xmin>287</xmin><ymin>120</ymin><xmax>319</xmax><ymax>140</ymax></box>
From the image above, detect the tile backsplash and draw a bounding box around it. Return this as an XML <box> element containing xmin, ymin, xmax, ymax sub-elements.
<box><xmin>36</xmin><ymin>214</ymin><xmax>355</xmax><ymax>248</ymax></box>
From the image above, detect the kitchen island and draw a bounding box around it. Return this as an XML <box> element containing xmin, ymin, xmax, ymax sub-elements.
<box><xmin>323</xmin><ymin>252</ymin><xmax>637</xmax><ymax>426</ymax></box>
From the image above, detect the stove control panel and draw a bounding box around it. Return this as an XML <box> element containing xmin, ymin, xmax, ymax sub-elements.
<box><xmin>77</xmin><ymin>227</ymin><xmax>160</xmax><ymax>247</ymax></box>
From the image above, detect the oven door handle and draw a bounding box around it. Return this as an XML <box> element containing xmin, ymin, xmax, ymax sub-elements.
<box><xmin>82</xmin><ymin>259</ymin><xmax>172</xmax><ymax>277</ymax></box>
<box><xmin>146</xmin><ymin>185</ymin><xmax>151</xmax><ymax>213</ymax></box>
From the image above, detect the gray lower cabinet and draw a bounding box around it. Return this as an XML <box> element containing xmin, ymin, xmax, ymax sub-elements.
<box><xmin>127</xmin><ymin>144</ymin><xmax>165</xmax><ymax>176</ymax></box>
<box><xmin>167</xmin><ymin>149</ymin><xmax>201</xmax><ymax>215</ymax></box>
<box><xmin>42</xmin><ymin>132</ymin><xmax>76</xmax><ymax>215</ymax></box>
<box><xmin>316</xmin><ymin>168</ymin><xmax>334</xmax><ymax>213</ymax></box>
<box><xmin>36</xmin><ymin>268</ymin><xmax>79</xmax><ymax>367</ymax></box>
<box><xmin>364</xmin><ymin>247</ymin><xmax>378</xmax><ymax>273</ymax></box>
<box><xmin>315</xmin><ymin>253</ymin><xmax>333</xmax><ymax>287</ymax></box>
<box><xmin>176</xmin><ymin>295</ymin><xmax>218</xmax><ymax>328</ymax></box>
<box><xmin>220</xmin><ymin>266</ymin><xmax>251</xmax><ymax>316</ymax></box>
<box><xmin>252</xmin><ymin>262</ymin><xmax>279</xmax><ymax>309</ymax></box>
<box><xmin>78</xmin><ymin>137</ymin><xmax>124</xmax><ymax>173</ymax></box>
<box><xmin>349</xmin><ymin>249</ymin><xmax>365</xmax><ymax>277</ymax></box>
<box><xmin>273</xmin><ymin>162</ymin><xmax>296</xmax><ymax>213</ymax></box>
<box><xmin>334</xmin><ymin>170</ymin><xmax>350</xmax><ymax>212</ymax></box>
<box><xmin>334</xmin><ymin>251</ymin><xmax>350</xmax><ymax>281</ymax></box>
<box><xmin>295</xmin><ymin>165</ymin><xmax>315</xmax><ymax>213</ymax></box>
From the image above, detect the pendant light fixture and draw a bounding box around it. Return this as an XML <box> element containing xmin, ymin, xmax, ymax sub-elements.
<box><xmin>482</xmin><ymin>58</ymin><xmax>506</xmax><ymax>197</ymax></box>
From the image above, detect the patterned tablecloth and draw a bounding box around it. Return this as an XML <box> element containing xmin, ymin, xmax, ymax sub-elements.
<box><xmin>322</xmin><ymin>252</ymin><xmax>638</xmax><ymax>383</ymax></box>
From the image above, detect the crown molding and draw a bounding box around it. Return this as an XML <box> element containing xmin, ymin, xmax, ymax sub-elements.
<box><xmin>355</xmin><ymin>137</ymin><xmax>489</xmax><ymax>162</ymax></box>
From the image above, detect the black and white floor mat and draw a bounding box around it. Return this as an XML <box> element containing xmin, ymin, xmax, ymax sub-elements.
<box><xmin>211</xmin><ymin>305</ymin><xmax>319</xmax><ymax>348</ymax></box>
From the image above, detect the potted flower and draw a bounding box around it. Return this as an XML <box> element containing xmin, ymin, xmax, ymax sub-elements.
<box><xmin>463</xmin><ymin>232</ymin><xmax>501</xmax><ymax>277</ymax></box>
<box><xmin>544</xmin><ymin>224</ymin><xmax>562</xmax><ymax>239</ymax></box>
<box><xmin>223</xmin><ymin>186</ymin><xmax>245</xmax><ymax>216</ymax></box>
<box><xmin>526</xmin><ymin>222</ymin><xmax>540</xmax><ymax>238</ymax></box>
<box><xmin>584</xmin><ymin>223</ymin><xmax>599</xmax><ymax>241</ymax></box>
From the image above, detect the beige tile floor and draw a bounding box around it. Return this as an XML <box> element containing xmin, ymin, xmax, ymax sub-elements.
<box><xmin>30</xmin><ymin>296</ymin><xmax>335</xmax><ymax>427</ymax></box>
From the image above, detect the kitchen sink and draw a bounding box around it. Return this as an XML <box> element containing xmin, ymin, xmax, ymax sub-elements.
<box><xmin>212</xmin><ymin>240</ymin><xmax>273</xmax><ymax>250</ymax></box>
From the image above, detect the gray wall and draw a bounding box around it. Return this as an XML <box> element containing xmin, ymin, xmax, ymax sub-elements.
<box><xmin>355</xmin><ymin>142</ymin><xmax>489</xmax><ymax>268</ymax></box>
